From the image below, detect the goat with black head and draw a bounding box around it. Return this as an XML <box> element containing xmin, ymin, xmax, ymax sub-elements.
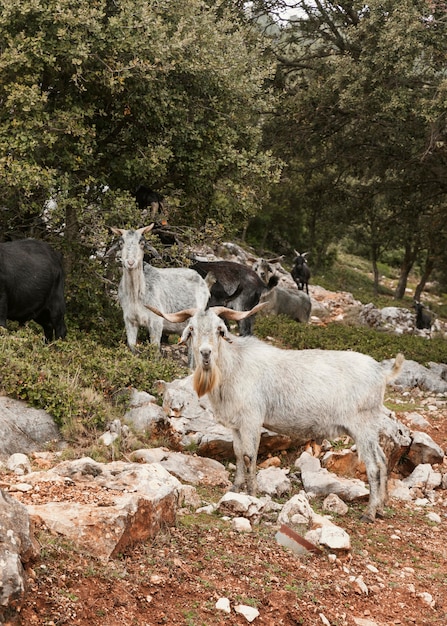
<box><xmin>291</xmin><ymin>251</ymin><xmax>311</xmax><ymax>294</ymax></box>
<box><xmin>414</xmin><ymin>301</ymin><xmax>432</xmax><ymax>330</ymax></box>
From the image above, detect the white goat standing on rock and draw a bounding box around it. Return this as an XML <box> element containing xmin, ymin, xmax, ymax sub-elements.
<box><xmin>147</xmin><ymin>302</ymin><xmax>404</xmax><ymax>522</ymax></box>
<box><xmin>111</xmin><ymin>224</ymin><xmax>210</xmax><ymax>353</ymax></box>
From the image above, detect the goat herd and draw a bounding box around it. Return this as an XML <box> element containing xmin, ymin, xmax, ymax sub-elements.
<box><xmin>0</xmin><ymin>224</ymin><xmax>431</xmax><ymax>522</ymax></box>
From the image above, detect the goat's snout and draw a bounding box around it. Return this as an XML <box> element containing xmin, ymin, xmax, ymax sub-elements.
<box><xmin>199</xmin><ymin>346</ymin><xmax>212</xmax><ymax>368</ymax></box>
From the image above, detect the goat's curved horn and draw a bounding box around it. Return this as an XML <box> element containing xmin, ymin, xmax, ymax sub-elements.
<box><xmin>145</xmin><ymin>304</ymin><xmax>197</xmax><ymax>323</ymax></box>
<box><xmin>211</xmin><ymin>302</ymin><xmax>268</xmax><ymax>321</ymax></box>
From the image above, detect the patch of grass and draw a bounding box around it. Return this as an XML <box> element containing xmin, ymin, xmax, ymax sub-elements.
<box><xmin>255</xmin><ymin>316</ymin><xmax>446</xmax><ymax>365</ymax></box>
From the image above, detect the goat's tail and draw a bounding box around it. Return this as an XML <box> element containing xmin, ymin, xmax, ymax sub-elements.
<box><xmin>386</xmin><ymin>352</ymin><xmax>405</xmax><ymax>382</ymax></box>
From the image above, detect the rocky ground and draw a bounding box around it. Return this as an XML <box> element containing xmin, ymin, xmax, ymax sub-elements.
<box><xmin>2</xmin><ymin>287</ymin><xmax>447</xmax><ymax>626</ymax></box>
<box><xmin>1</xmin><ymin>387</ymin><xmax>445</xmax><ymax>626</ymax></box>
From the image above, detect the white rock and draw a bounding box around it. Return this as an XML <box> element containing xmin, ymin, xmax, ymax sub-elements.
<box><xmin>234</xmin><ymin>604</ymin><xmax>260</xmax><ymax>622</ymax></box>
<box><xmin>256</xmin><ymin>467</ymin><xmax>291</xmax><ymax>497</ymax></box>
<box><xmin>6</xmin><ymin>453</ymin><xmax>31</xmax><ymax>475</ymax></box>
<box><xmin>232</xmin><ymin>517</ymin><xmax>252</xmax><ymax>532</ymax></box>
<box><xmin>322</xmin><ymin>493</ymin><xmax>349</xmax><ymax>515</ymax></box>
<box><xmin>349</xmin><ymin>575</ymin><xmax>368</xmax><ymax>594</ymax></box>
<box><xmin>99</xmin><ymin>431</ymin><xmax>119</xmax><ymax>446</ymax></box>
<box><xmin>427</xmin><ymin>511</ymin><xmax>442</xmax><ymax>524</ymax></box>
<box><xmin>417</xmin><ymin>591</ymin><xmax>435</xmax><ymax>608</ymax></box>
<box><xmin>277</xmin><ymin>491</ymin><xmax>314</xmax><ymax>525</ymax></box>
<box><xmin>215</xmin><ymin>597</ymin><xmax>231</xmax><ymax>614</ymax></box>
<box><xmin>318</xmin><ymin>524</ymin><xmax>351</xmax><ymax>550</ymax></box>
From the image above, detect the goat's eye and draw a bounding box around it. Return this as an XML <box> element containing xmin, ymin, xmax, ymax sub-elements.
<box><xmin>218</xmin><ymin>326</ymin><xmax>226</xmax><ymax>337</ymax></box>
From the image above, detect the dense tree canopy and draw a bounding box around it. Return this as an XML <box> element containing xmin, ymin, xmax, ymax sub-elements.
<box><xmin>254</xmin><ymin>0</ymin><xmax>447</xmax><ymax>294</ymax></box>
<box><xmin>0</xmin><ymin>0</ymin><xmax>279</xmax><ymax>247</ymax></box>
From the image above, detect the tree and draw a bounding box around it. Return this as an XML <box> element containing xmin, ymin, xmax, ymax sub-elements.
<box><xmin>258</xmin><ymin>0</ymin><xmax>447</xmax><ymax>294</ymax></box>
<box><xmin>0</xmin><ymin>0</ymin><xmax>280</xmax><ymax>261</ymax></box>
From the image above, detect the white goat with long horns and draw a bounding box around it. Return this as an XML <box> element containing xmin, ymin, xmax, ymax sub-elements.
<box><xmin>147</xmin><ymin>302</ymin><xmax>404</xmax><ymax>522</ymax></box>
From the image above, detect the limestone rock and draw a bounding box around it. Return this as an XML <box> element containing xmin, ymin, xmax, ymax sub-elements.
<box><xmin>24</xmin><ymin>458</ymin><xmax>181</xmax><ymax>562</ymax></box>
<box><xmin>0</xmin><ymin>489</ymin><xmax>39</xmax><ymax>612</ymax></box>
<box><xmin>0</xmin><ymin>397</ymin><xmax>61</xmax><ymax>457</ymax></box>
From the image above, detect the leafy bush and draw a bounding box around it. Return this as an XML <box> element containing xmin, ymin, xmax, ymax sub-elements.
<box><xmin>0</xmin><ymin>327</ymin><xmax>188</xmax><ymax>439</ymax></box>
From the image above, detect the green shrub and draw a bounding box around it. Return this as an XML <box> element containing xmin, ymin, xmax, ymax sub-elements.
<box><xmin>0</xmin><ymin>327</ymin><xmax>187</xmax><ymax>438</ymax></box>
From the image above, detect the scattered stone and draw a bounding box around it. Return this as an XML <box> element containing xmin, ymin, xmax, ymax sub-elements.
<box><xmin>275</xmin><ymin>523</ymin><xmax>322</xmax><ymax>555</ymax></box>
<box><xmin>405</xmin><ymin>412</ymin><xmax>431</xmax><ymax>429</ymax></box>
<box><xmin>322</xmin><ymin>493</ymin><xmax>349</xmax><ymax>516</ymax></box>
<box><xmin>215</xmin><ymin>597</ymin><xmax>231</xmax><ymax>614</ymax></box>
<box><xmin>407</xmin><ymin>431</ymin><xmax>444</xmax><ymax>466</ymax></box>
<box><xmin>402</xmin><ymin>464</ymin><xmax>442</xmax><ymax>490</ymax></box>
<box><xmin>317</xmin><ymin>523</ymin><xmax>351</xmax><ymax>551</ymax></box>
<box><xmin>427</xmin><ymin>511</ymin><xmax>442</xmax><ymax>524</ymax></box>
<box><xmin>0</xmin><ymin>397</ymin><xmax>62</xmax><ymax>456</ymax></box>
<box><xmin>232</xmin><ymin>517</ymin><xmax>252</xmax><ymax>532</ymax></box>
<box><xmin>417</xmin><ymin>591</ymin><xmax>436</xmax><ymax>608</ymax></box>
<box><xmin>296</xmin><ymin>451</ymin><xmax>370</xmax><ymax>502</ymax></box>
<box><xmin>349</xmin><ymin>575</ymin><xmax>369</xmax><ymax>595</ymax></box>
<box><xmin>6</xmin><ymin>453</ymin><xmax>31</xmax><ymax>475</ymax></box>
<box><xmin>234</xmin><ymin>604</ymin><xmax>260</xmax><ymax>622</ymax></box>
<box><xmin>216</xmin><ymin>492</ymin><xmax>273</xmax><ymax>523</ymax></box>
<box><xmin>256</xmin><ymin>466</ymin><xmax>291</xmax><ymax>497</ymax></box>
<box><xmin>25</xmin><ymin>458</ymin><xmax>181</xmax><ymax>562</ymax></box>
<box><xmin>0</xmin><ymin>489</ymin><xmax>39</xmax><ymax>610</ymax></box>
<box><xmin>277</xmin><ymin>491</ymin><xmax>315</xmax><ymax>526</ymax></box>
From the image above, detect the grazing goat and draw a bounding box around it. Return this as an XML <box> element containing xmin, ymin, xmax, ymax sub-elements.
<box><xmin>191</xmin><ymin>260</ymin><xmax>278</xmax><ymax>335</ymax></box>
<box><xmin>134</xmin><ymin>185</ymin><xmax>164</xmax><ymax>220</ymax></box>
<box><xmin>0</xmin><ymin>239</ymin><xmax>66</xmax><ymax>342</ymax></box>
<box><xmin>291</xmin><ymin>251</ymin><xmax>311</xmax><ymax>294</ymax></box>
<box><xmin>111</xmin><ymin>225</ymin><xmax>209</xmax><ymax>352</ymax></box>
<box><xmin>414</xmin><ymin>301</ymin><xmax>432</xmax><ymax>330</ymax></box>
<box><xmin>259</xmin><ymin>287</ymin><xmax>311</xmax><ymax>323</ymax></box>
<box><xmin>147</xmin><ymin>303</ymin><xmax>404</xmax><ymax>522</ymax></box>
<box><xmin>250</xmin><ymin>256</ymin><xmax>283</xmax><ymax>286</ymax></box>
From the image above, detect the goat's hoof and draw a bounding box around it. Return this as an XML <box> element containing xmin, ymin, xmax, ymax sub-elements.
<box><xmin>360</xmin><ymin>513</ymin><xmax>375</xmax><ymax>524</ymax></box>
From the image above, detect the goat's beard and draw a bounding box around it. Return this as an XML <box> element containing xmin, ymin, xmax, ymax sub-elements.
<box><xmin>193</xmin><ymin>363</ymin><xmax>221</xmax><ymax>397</ymax></box>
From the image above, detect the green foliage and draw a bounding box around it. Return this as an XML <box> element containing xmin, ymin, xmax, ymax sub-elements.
<box><xmin>255</xmin><ymin>316</ymin><xmax>446</xmax><ymax>365</ymax></box>
<box><xmin>257</xmin><ymin>0</ymin><xmax>447</xmax><ymax>287</ymax></box>
<box><xmin>0</xmin><ymin>0</ymin><xmax>279</xmax><ymax>242</ymax></box>
<box><xmin>0</xmin><ymin>327</ymin><xmax>187</xmax><ymax>436</ymax></box>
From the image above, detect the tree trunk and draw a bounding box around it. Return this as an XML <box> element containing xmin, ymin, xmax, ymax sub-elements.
<box><xmin>394</xmin><ymin>244</ymin><xmax>415</xmax><ymax>300</ymax></box>
<box><xmin>64</xmin><ymin>204</ymin><xmax>80</xmax><ymax>277</ymax></box>
<box><xmin>371</xmin><ymin>244</ymin><xmax>380</xmax><ymax>297</ymax></box>
<box><xmin>414</xmin><ymin>255</ymin><xmax>435</xmax><ymax>302</ymax></box>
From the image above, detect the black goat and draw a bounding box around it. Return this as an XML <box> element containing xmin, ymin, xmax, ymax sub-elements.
<box><xmin>191</xmin><ymin>260</ymin><xmax>278</xmax><ymax>335</ymax></box>
<box><xmin>414</xmin><ymin>301</ymin><xmax>432</xmax><ymax>330</ymax></box>
<box><xmin>291</xmin><ymin>251</ymin><xmax>311</xmax><ymax>294</ymax></box>
<box><xmin>0</xmin><ymin>239</ymin><xmax>67</xmax><ymax>341</ymax></box>
<box><xmin>134</xmin><ymin>185</ymin><xmax>165</xmax><ymax>220</ymax></box>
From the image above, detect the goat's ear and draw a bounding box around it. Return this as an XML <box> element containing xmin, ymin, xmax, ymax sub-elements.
<box><xmin>110</xmin><ymin>227</ymin><xmax>125</xmax><ymax>236</ymax></box>
<box><xmin>179</xmin><ymin>324</ymin><xmax>192</xmax><ymax>344</ymax></box>
<box><xmin>137</xmin><ymin>224</ymin><xmax>154</xmax><ymax>236</ymax></box>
